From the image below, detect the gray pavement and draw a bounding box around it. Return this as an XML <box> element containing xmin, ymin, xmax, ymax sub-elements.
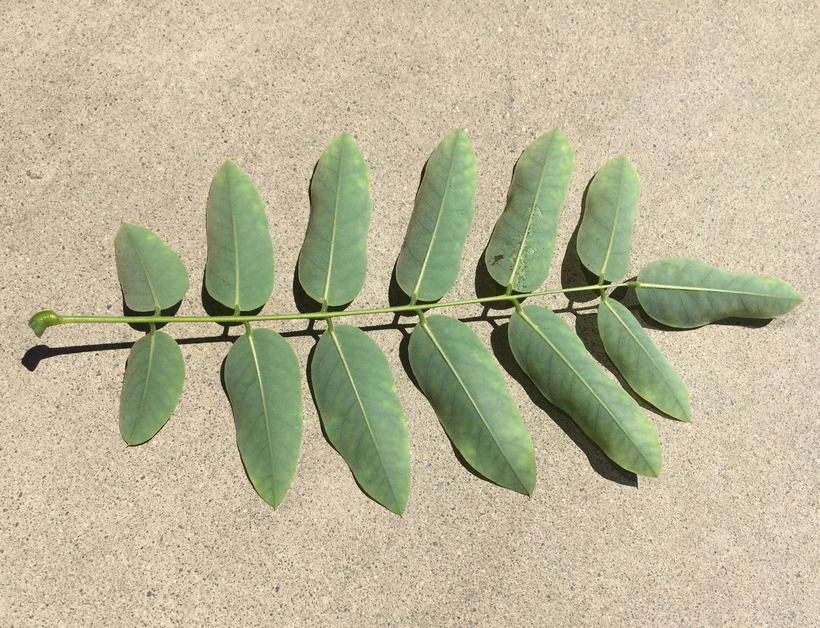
<box><xmin>2</xmin><ymin>2</ymin><xmax>818</xmax><ymax>626</ymax></box>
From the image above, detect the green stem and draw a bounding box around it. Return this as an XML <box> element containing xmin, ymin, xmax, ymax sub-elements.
<box><xmin>150</xmin><ymin>306</ymin><xmax>159</xmax><ymax>335</ymax></box>
<box><xmin>29</xmin><ymin>281</ymin><xmax>636</xmax><ymax>337</ymax></box>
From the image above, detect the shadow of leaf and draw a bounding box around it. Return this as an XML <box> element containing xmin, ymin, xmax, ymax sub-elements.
<box><xmin>560</xmin><ymin>176</ymin><xmax>601</xmax><ymax>303</ymax></box>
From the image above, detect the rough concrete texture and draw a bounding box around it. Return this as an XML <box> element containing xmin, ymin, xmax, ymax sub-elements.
<box><xmin>2</xmin><ymin>2</ymin><xmax>818</xmax><ymax>626</ymax></box>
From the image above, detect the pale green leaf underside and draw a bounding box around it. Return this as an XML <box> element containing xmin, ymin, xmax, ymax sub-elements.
<box><xmin>409</xmin><ymin>315</ymin><xmax>536</xmax><ymax>495</ymax></box>
<box><xmin>637</xmin><ymin>258</ymin><xmax>803</xmax><ymax>329</ymax></box>
<box><xmin>396</xmin><ymin>129</ymin><xmax>477</xmax><ymax>302</ymax></box>
<box><xmin>509</xmin><ymin>305</ymin><xmax>661</xmax><ymax>477</ymax></box>
<box><xmin>224</xmin><ymin>329</ymin><xmax>303</xmax><ymax>508</ymax></box>
<box><xmin>598</xmin><ymin>297</ymin><xmax>691</xmax><ymax>421</ymax></box>
<box><xmin>119</xmin><ymin>331</ymin><xmax>185</xmax><ymax>446</ymax></box>
<box><xmin>577</xmin><ymin>156</ymin><xmax>640</xmax><ymax>282</ymax></box>
<box><xmin>298</xmin><ymin>133</ymin><xmax>371</xmax><ymax>306</ymax></box>
<box><xmin>115</xmin><ymin>223</ymin><xmax>189</xmax><ymax>312</ymax></box>
<box><xmin>485</xmin><ymin>128</ymin><xmax>575</xmax><ymax>292</ymax></box>
<box><xmin>205</xmin><ymin>160</ymin><xmax>274</xmax><ymax>311</ymax></box>
<box><xmin>311</xmin><ymin>325</ymin><xmax>410</xmax><ymax>515</ymax></box>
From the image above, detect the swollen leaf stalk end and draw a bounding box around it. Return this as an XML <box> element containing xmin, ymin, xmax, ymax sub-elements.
<box><xmin>29</xmin><ymin>310</ymin><xmax>61</xmax><ymax>338</ymax></box>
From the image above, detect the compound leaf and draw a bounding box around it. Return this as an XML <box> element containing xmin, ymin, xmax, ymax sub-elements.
<box><xmin>298</xmin><ymin>133</ymin><xmax>371</xmax><ymax>307</ymax></box>
<box><xmin>637</xmin><ymin>258</ymin><xmax>803</xmax><ymax>328</ymax></box>
<box><xmin>115</xmin><ymin>223</ymin><xmax>189</xmax><ymax>312</ymax></box>
<box><xmin>409</xmin><ymin>315</ymin><xmax>536</xmax><ymax>495</ymax></box>
<box><xmin>205</xmin><ymin>160</ymin><xmax>274</xmax><ymax>311</ymax></box>
<box><xmin>224</xmin><ymin>328</ymin><xmax>302</xmax><ymax>509</ymax></box>
<box><xmin>485</xmin><ymin>128</ymin><xmax>574</xmax><ymax>292</ymax></box>
<box><xmin>598</xmin><ymin>297</ymin><xmax>690</xmax><ymax>421</ymax></box>
<box><xmin>577</xmin><ymin>156</ymin><xmax>640</xmax><ymax>282</ymax></box>
<box><xmin>311</xmin><ymin>325</ymin><xmax>410</xmax><ymax>515</ymax></box>
<box><xmin>120</xmin><ymin>331</ymin><xmax>185</xmax><ymax>445</ymax></box>
<box><xmin>509</xmin><ymin>304</ymin><xmax>661</xmax><ymax>477</ymax></box>
<box><xmin>396</xmin><ymin>129</ymin><xmax>477</xmax><ymax>302</ymax></box>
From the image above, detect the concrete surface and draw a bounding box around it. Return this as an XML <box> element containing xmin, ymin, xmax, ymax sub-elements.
<box><xmin>2</xmin><ymin>2</ymin><xmax>818</xmax><ymax>626</ymax></box>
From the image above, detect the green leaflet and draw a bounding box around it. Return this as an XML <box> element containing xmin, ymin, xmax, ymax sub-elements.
<box><xmin>577</xmin><ymin>156</ymin><xmax>640</xmax><ymax>282</ymax></box>
<box><xmin>311</xmin><ymin>325</ymin><xmax>410</xmax><ymax>515</ymax></box>
<box><xmin>598</xmin><ymin>297</ymin><xmax>691</xmax><ymax>422</ymax></box>
<box><xmin>637</xmin><ymin>258</ymin><xmax>803</xmax><ymax>329</ymax></box>
<box><xmin>115</xmin><ymin>223</ymin><xmax>189</xmax><ymax>312</ymax></box>
<box><xmin>224</xmin><ymin>328</ymin><xmax>302</xmax><ymax>509</ymax></box>
<box><xmin>298</xmin><ymin>133</ymin><xmax>371</xmax><ymax>307</ymax></box>
<box><xmin>205</xmin><ymin>160</ymin><xmax>275</xmax><ymax>311</ymax></box>
<box><xmin>396</xmin><ymin>129</ymin><xmax>477</xmax><ymax>302</ymax></box>
<box><xmin>509</xmin><ymin>305</ymin><xmax>661</xmax><ymax>477</ymax></box>
<box><xmin>409</xmin><ymin>315</ymin><xmax>536</xmax><ymax>495</ymax></box>
<box><xmin>485</xmin><ymin>128</ymin><xmax>575</xmax><ymax>292</ymax></box>
<box><xmin>119</xmin><ymin>331</ymin><xmax>185</xmax><ymax>445</ymax></box>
